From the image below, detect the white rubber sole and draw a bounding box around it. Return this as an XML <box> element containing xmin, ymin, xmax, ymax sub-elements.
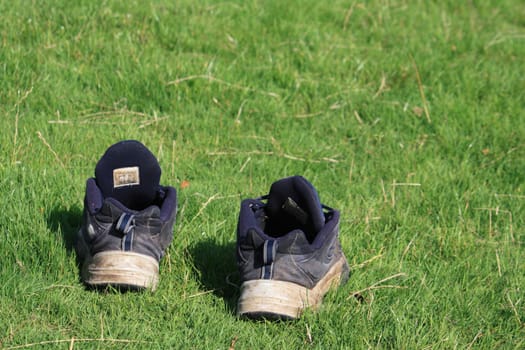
<box><xmin>237</xmin><ymin>257</ymin><xmax>347</xmax><ymax>319</ymax></box>
<box><xmin>81</xmin><ymin>251</ymin><xmax>159</xmax><ymax>291</ymax></box>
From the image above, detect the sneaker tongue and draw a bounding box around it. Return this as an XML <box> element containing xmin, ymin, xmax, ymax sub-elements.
<box><xmin>265</xmin><ymin>176</ymin><xmax>325</xmax><ymax>241</ymax></box>
<box><xmin>95</xmin><ymin>140</ymin><xmax>161</xmax><ymax>210</ymax></box>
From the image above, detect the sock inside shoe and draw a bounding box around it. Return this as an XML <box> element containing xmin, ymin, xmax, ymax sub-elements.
<box><xmin>95</xmin><ymin>140</ymin><xmax>161</xmax><ymax>210</ymax></box>
<box><xmin>265</xmin><ymin>176</ymin><xmax>325</xmax><ymax>242</ymax></box>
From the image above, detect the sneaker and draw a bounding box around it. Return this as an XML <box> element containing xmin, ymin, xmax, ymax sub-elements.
<box><xmin>75</xmin><ymin>140</ymin><xmax>177</xmax><ymax>291</ymax></box>
<box><xmin>236</xmin><ymin>175</ymin><xmax>349</xmax><ymax>319</ymax></box>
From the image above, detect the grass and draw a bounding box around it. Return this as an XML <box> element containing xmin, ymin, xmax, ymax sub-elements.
<box><xmin>1</xmin><ymin>0</ymin><xmax>524</xmax><ymax>348</ymax></box>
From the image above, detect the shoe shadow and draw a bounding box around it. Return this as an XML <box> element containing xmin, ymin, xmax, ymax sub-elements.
<box><xmin>189</xmin><ymin>239</ymin><xmax>239</xmax><ymax>316</ymax></box>
<box><xmin>46</xmin><ymin>205</ymin><xmax>82</xmax><ymax>255</ymax></box>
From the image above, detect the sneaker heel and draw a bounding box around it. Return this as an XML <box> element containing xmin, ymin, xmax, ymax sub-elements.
<box><xmin>237</xmin><ymin>279</ymin><xmax>319</xmax><ymax>319</ymax></box>
<box><xmin>82</xmin><ymin>251</ymin><xmax>160</xmax><ymax>290</ymax></box>
<box><xmin>237</xmin><ymin>257</ymin><xmax>347</xmax><ymax>319</ymax></box>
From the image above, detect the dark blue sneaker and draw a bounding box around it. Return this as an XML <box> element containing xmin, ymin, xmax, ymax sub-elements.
<box><xmin>236</xmin><ymin>176</ymin><xmax>349</xmax><ymax>319</ymax></box>
<box><xmin>75</xmin><ymin>140</ymin><xmax>177</xmax><ymax>291</ymax></box>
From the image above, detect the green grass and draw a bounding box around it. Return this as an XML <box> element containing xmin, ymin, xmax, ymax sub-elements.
<box><xmin>1</xmin><ymin>0</ymin><xmax>524</xmax><ymax>348</ymax></box>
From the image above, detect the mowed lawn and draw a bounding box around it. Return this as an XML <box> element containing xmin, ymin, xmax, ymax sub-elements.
<box><xmin>0</xmin><ymin>0</ymin><xmax>524</xmax><ymax>348</ymax></box>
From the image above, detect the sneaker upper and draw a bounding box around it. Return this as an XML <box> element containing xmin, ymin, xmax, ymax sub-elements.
<box><xmin>237</xmin><ymin>176</ymin><xmax>348</xmax><ymax>289</ymax></box>
<box><xmin>79</xmin><ymin>180</ymin><xmax>177</xmax><ymax>261</ymax></box>
<box><xmin>76</xmin><ymin>140</ymin><xmax>177</xmax><ymax>262</ymax></box>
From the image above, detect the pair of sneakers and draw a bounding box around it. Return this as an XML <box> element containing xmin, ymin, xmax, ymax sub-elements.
<box><xmin>76</xmin><ymin>140</ymin><xmax>349</xmax><ymax>319</ymax></box>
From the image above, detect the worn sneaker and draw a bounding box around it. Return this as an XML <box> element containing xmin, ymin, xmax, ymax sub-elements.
<box><xmin>75</xmin><ymin>140</ymin><xmax>177</xmax><ymax>291</ymax></box>
<box><xmin>236</xmin><ymin>175</ymin><xmax>349</xmax><ymax>319</ymax></box>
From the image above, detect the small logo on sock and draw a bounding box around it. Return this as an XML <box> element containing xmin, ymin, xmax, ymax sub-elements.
<box><xmin>113</xmin><ymin>167</ymin><xmax>140</xmax><ymax>188</ymax></box>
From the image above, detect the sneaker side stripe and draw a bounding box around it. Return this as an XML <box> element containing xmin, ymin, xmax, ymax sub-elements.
<box><xmin>116</xmin><ymin>213</ymin><xmax>135</xmax><ymax>234</ymax></box>
<box><xmin>261</xmin><ymin>240</ymin><xmax>277</xmax><ymax>279</ymax></box>
<box><xmin>122</xmin><ymin>231</ymin><xmax>134</xmax><ymax>251</ymax></box>
<box><xmin>117</xmin><ymin>213</ymin><xmax>135</xmax><ymax>252</ymax></box>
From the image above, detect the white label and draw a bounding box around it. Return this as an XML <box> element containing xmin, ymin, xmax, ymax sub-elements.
<box><xmin>113</xmin><ymin>166</ymin><xmax>140</xmax><ymax>188</ymax></box>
